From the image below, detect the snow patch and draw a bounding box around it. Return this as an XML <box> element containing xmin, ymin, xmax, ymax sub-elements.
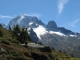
<box><xmin>36</xmin><ymin>24</ymin><xmax>38</xmax><ymax>26</ymax></box>
<box><xmin>27</xmin><ymin>27</ymin><xmax>31</xmax><ymax>31</ymax></box>
<box><xmin>21</xmin><ymin>15</ymin><xmax>25</xmax><ymax>19</ymax></box>
<box><xmin>29</xmin><ymin>22</ymin><xmax>34</xmax><ymax>25</ymax></box>
<box><xmin>27</xmin><ymin>27</ymin><xmax>32</xmax><ymax>34</ymax></box>
<box><xmin>49</xmin><ymin>31</ymin><xmax>66</xmax><ymax>36</ymax></box>
<box><xmin>18</xmin><ymin>15</ymin><xmax>25</xmax><ymax>23</ymax></box>
<box><xmin>33</xmin><ymin>25</ymin><xmax>48</xmax><ymax>39</ymax></box>
<box><xmin>70</xmin><ymin>35</ymin><xmax>77</xmax><ymax>37</ymax></box>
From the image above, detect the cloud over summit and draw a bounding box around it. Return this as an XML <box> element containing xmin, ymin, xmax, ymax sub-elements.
<box><xmin>0</xmin><ymin>15</ymin><xmax>14</xmax><ymax>19</ymax></box>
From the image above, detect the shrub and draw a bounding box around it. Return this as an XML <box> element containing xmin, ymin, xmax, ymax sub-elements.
<box><xmin>71</xmin><ymin>54</ymin><xmax>74</xmax><ymax>57</ymax></box>
<box><xmin>0</xmin><ymin>29</ymin><xmax>3</xmax><ymax>37</ymax></box>
<box><xmin>24</xmin><ymin>52</ymin><xmax>30</xmax><ymax>57</ymax></box>
<box><xmin>11</xmin><ymin>39</ymin><xmax>20</xmax><ymax>44</ymax></box>
<box><xmin>31</xmin><ymin>52</ymin><xmax>49</xmax><ymax>60</ymax></box>
<box><xmin>59</xmin><ymin>50</ymin><xmax>61</xmax><ymax>52</ymax></box>
<box><xmin>1</xmin><ymin>40</ymin><xmax>10</xmax><ymax>45</ymax></box>
<box><xmin>40</xmin><ymin>46</ymin><xmax>52</xmax><ymax>53</ymax></box>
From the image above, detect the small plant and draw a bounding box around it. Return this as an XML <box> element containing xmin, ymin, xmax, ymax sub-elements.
<box><xmin>0</xmin><ymin>29</ymin><xmax>3</xmax><ymax>37</ymax></box>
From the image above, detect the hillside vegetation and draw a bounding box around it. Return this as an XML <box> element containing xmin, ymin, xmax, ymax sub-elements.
<box><xmin>0</xmin><ymin>25</ymin><xmax>80</xmax><ymax>60</ymax></box>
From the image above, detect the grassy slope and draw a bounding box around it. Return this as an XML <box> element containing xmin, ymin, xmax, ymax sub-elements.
<box><xmin>52</xmin><ymin>49</ymin><xmax>80</xmax><ymax>60</ymax></box>
<box><xmin>0</xmin><ymin>27</ymin><xmax>80</xmax><ymax>60</ymax></box>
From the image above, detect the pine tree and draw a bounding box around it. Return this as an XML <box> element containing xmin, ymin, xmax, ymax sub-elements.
<box><xmin>9</xmin><ymin>26</ymin><xmax>11</xmax><ymax>30</ymax></box>
<box><xmin>13</xmin><ymin>24</ymin><xmax>20</xmax><ymax>34</ymax></box>
<box><xmin>19</xmin><ymin>28</ymin><xmax>28</xmax><ymax>43</ymax></box>
<box><xmin>0</xmin><ymin>24</ymin><xmax>2</xmax><ymax>27</ymax></box>
<box><xmin>13</xmin><ymin>25</ymin><xmax>31</xmax><ymax>43</ymax></box>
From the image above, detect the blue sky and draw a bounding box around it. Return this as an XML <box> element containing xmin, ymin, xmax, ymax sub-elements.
<box><xmin>0</xmin><ymin>0</ymin><xmax>80</xmax><ymax>33</ymax></box>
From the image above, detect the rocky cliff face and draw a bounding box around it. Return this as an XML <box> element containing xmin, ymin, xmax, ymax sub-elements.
<box><xmin>47</xmin><ymin>20</ymin><xmax>58</xmax><ymax>31</ymax></box>
<box><xmin>58</xmin><ymin>27</ymin><xmax>75</xmax><ymax>35</ymax></box>
<box><xmin>28</xmin><ymin>28</ymin><xmax>39</xmax><ymax>42</ymax></box>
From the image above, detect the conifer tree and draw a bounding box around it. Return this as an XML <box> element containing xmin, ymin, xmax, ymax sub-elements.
<box><xmin>13</xmin><ymin>24</ymin><xmax>20</xmax><ymax>34</ymax></box>
<box><xmin>0</xmin><ymin>24</ymin><xmax>2</xmax><ymax>27</ymax></box>
<box><xmin>9</xmin><ymin>26</ymin><xmax>11</xmax><ymax>30</ymax></box>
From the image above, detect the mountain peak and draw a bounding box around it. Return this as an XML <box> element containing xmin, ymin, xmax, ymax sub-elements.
<box><xmin>6</xmin><ymin>15</ymin><xmax>44</xmax><ymax>29</ymax></box>
<box><xmin>20</xmin><ymin>14</ymin><xmax>26</xmax><ymax>19</ymax></box>
<box><xmin>47</xmin><ymin>20</ymin><xmax>57</xmax><ymax>31</ymax></box>
<box><xmin>21</xmin><ymin>14</ymin><xmax>27</xmax><ymax>16</ymax></box>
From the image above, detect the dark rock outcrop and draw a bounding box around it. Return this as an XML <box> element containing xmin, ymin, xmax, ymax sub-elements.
<box><xmin>58</xmin><ymin>27</ymin><xmax>74</xmax><ymax>35</ymax></box>
<box><xmin>31</xmin><ymin>52</ymin><xmax>50</xmax><ymax>60</ymax></box>
<box><xmin>29</xmin><ymin>28</ymin><xmax>39</xmax><ymax>42</ymax></box>
<box><xmin>47</xmin><ymin>20</ymin><xmax>57</xmax><ymax>31</ymax></box>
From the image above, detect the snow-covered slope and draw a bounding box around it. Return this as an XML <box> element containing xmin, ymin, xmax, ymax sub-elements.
<box><xmin>49</xmin><ymin>31</ymin><xmax>66</xmax><ymax>36</ymax></box>
<box><xmin>33</xmin><ymin>25</ymin><xmax>48</xmax><ymax>39</ymax></box>
<box><xmin>6</xmin><ymin>14</ymin><xmax>80</xmax><ymax>57</ymax></box>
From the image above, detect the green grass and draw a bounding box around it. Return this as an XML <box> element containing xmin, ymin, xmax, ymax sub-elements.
<box><xmin>51</xmin><ymin>49</ymin><xmax>80</xmax><ymax>60</ymax></box>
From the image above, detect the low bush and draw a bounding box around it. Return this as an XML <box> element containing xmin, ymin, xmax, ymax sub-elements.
<box><xmin>1</xmin><ymin>40</ymin><xmax>10</xmax><ymax>45</ymax></box>
<box><xmin>39</xmin><ymin>46</ymin><xmax>52</xmax><ymax>53</ymax></box>
<box><xmin>0</xmin><ymin>29</ymin><xmax>3</xmax><ymax>37</ymax></box>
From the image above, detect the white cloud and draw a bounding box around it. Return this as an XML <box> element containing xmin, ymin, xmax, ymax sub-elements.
<box><xmin>0</xmin><ymin>13</ymin><xmax>42</xmax><ymax>19</ymax></box>
<box><xmin>69</xmin><ymin>18</ymin><xmax>80</xmax><ymax>27</ymax></box>
<box><xmin>28</xmin><ymin>13</ymin><xmax>42</xmax><ymax>18</ymax></box>
<box><xmin>58</xmin><ymin>0</ymin><xmax>69</xmax><ymax>14</ymax></box>
<box><xmin>0</xmin><ymin>15</ymin><xmax>14</xmax><ymax>18</ymax></box>
<box><xmin>22</xmin><ymin>13</ymin><xmax>42</xmax><ymax>18</ymax></box>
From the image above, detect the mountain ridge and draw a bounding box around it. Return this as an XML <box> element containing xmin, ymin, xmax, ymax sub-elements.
<box><xmin>5</xmin><ymin>14</ymin><xmax>80</xmax><ymax>57</ymax></box>
<box><xmin>6</xmin><ymin>14</ymin><xmax>77</xmax><ymax>35</ymax></box>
